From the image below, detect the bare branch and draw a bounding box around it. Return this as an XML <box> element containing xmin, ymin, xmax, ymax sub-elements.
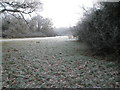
<box><xmin>0</xmin><ymin>0</ymin><xmax>42</xmax><ymax>24</ymax></box>
<box><xmin>82</xmin><ymin>7</ymin><xmax>88</xmax><ymax>12</ymax></box>
<box><xmin>20</xmin><ymin>12</ymin><xmax>28</xmax><ymax>24</ymax></box>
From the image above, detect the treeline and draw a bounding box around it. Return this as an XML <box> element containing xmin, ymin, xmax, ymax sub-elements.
<box><xmin>2</xmin><ymin>14</ymin><xmax>56</xmax><ymax>38</ymax></box>
<box><xmin>55</xmin><ymin>27</ymin><xmax>72</xmax><ymax>36</ymax></box>
<box><xmin>71</xmin><ymin>2</ymin><xmax>120</xmax><ymax>58</ymax></box>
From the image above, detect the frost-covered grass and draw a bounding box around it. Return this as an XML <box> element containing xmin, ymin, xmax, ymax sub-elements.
<box><xmin>2</xmin><ymin>36</ymin><xmax>120</xmax><ymax>88</ymax></box>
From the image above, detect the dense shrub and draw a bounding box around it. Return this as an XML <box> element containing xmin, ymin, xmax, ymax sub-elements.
<box><xmin>73</xmin><ymin>2</ymin><xmax>120</xmax><ymax>56</ymax></box>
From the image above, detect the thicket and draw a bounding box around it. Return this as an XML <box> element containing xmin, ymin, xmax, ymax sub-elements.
<box><xmin>72</xmin><ymin>2</ymin><xmax>120</xmax><ymax>57</ymax></box>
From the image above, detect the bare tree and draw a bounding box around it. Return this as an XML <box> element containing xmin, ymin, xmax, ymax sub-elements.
<box><xmin>0</xmin><ymin>0</ymin><xmax>42</xmax><ymax>22</ymax></box>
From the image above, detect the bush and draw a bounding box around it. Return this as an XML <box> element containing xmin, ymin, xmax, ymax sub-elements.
<box><xmin>73</xmin><ymin>2</ymin><xmax>120</xmax><ymax>57</ymax></box>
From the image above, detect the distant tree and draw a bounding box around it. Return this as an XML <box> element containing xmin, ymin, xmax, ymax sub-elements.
<box><xmin>41</xmin><ymin>18</ymin><xmax>54</xmax><ymax>36</ymax></box>
<box><xmin>30</xmin><ymin>15</ymin><xmax>56</xmax><ymax>36</ymax></box>
<box><xmin>2</xmin><ymin>14</ymin><xmax>29</xmax><ymax>38</ymax></box>
<box><xmin>55</xmin><ymin>27</ymin><xmax>72</xmax><ymax>36</ymax></box>
<box><xmin>29</xmin><ymin>15</ymin><xmax>44</xmax><ymax>32</ymax></box>
<box><xmin>0</xmin><ymin>0</ymin><xmax>56</xmax><ymax>38</ymax></box>
<box><xmin>2</xmin><ymin>14</ymin><xmax>56</xmax><ymax>38</ymax></box>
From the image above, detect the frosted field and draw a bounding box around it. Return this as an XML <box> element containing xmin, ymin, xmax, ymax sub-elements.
<box><xmin>1</xmin><ymin>36</ymin><xmax>120</xmax><ymax>88</ymax></box>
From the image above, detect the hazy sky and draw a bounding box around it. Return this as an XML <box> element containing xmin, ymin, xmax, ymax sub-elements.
<box><xmin>40</xmin><ymin>0</ymin><xmax>96</xmax><ymax>28</ymax></box>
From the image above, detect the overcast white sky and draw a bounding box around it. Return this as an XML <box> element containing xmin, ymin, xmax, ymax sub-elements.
<box><xmin>40</xmin><ymin>0</ymin><xmax>96</xmax><ymax>28</ymax></box>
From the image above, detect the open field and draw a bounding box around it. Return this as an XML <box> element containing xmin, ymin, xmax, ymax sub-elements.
<box><xmin>2</xmin><ymin>36</ymin><xmax>120</xmax><ymax>88</ymax></box>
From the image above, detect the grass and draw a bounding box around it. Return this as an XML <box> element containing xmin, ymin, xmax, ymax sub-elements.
<box><xmin>2</xmin><ymin>36</ymin><xmax>120</xmax><ymax>88</ymax></box>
